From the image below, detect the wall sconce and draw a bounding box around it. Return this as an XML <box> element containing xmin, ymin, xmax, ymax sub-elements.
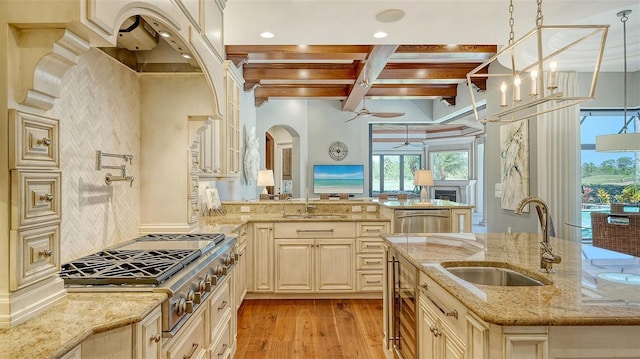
<box><xmin>414</xmin><ymin>170</ymin><xmax>434</xmax><ymax>203</ymax></box>
<box><xmin>257</xmin><ymin>169</ymin><xmax>274</xmax><ymax>195</ymax></box>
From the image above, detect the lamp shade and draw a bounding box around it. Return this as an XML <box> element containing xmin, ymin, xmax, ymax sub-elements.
<box><xmin>257</xmin><ymin>169</ymin><xmax>275</xmax><ymax>187</ymax></box>
<box><xmin>413</xmin><ymin>170</ymin><xmax>434</xmax><ymax>186</ymax></box>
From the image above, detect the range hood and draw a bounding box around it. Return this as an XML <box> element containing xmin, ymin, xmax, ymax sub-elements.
<box><xmin>118</xmin><ymin>15</ymin><xmax>159</xmax><ymax>51</ymax></box>
<box><xmin>100</xmin><ymin>15</ymin><xmax>200</xmax><ymax>73</ymax></box>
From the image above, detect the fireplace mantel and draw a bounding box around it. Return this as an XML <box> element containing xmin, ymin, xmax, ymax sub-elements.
<box><xmin>430</xmin><ymin>180</ymin><xmax>476</xmax><ymax>206</ymax></box>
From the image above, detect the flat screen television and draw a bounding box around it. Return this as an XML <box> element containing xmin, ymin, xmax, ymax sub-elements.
<box><xmin>313</xmin><ymin>164</ymin><xmax>364</xmax><ymax>194</ymax></box>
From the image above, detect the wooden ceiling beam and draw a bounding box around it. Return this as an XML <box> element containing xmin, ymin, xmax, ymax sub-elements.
<box><xmin>396</xmin><ymin>44</ymin><xmax>497</xmax><ymax>55</ymax></box>
<box><xmin>342</xmin><ymin>45</ymin><xmax>399</xmax><ymax>112</ymax></box>
<box><xmin>225</xmin><ymin>45</ymin><xmax>372</xmax><ymax>63</ymax></box>
<box><xmin>243</xmin><ymin>63</ymin><xmax>357</xmax><ymax>83</ymax></box>
<box><xmin>366</xmin><ymin>84</ymin><xmax>458</xmax><ymax>97</ymax></box>
<box><xmin>254</xmin><ymin>84</ymin><xmax>349</xmax><ymax>99</ymax></box>
<box><xmin>378</xmin><ymin>63</ymin><xmax>485</xmax><ymax>80</ymax></box>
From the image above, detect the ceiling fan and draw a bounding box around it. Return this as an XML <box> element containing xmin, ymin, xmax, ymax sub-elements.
<box><xmin>393</xmin><ymin>125</ymin><xmax>427</xmax><ymax>148</ymax></box>
<box><xmin>345</xmin><ymin>97</ymin><xmax>406</xmax><ymax>122</ymax></box>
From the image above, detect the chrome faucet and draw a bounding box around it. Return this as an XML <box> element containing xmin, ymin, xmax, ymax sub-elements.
<box><xmin>515</xmin><ymin>196</ymin><xmax>562</xmax><ymax>273</ymax></box>
<box><xmin>305</xmin><ymin>188</ymin><xmax>315</xmax><ymax>215</ymax></box>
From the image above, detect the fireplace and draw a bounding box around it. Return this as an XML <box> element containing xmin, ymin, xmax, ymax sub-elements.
<box><xmin>430</xmin><ymin>180</ymin><xmax>476</xmax><ymax>205</ymax></box>
<box><xmin>434</xmin><ymin>190</ymin><xmax>457</xmax><ymax>202</ymax></box>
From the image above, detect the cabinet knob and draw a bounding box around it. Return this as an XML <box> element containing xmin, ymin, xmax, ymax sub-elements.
<box><xmin>40</xmin><ymin>249</ymin><xmax>53</xmax><ymax>257</ymax></box>
<box><xmin>430</xmin><ymin>326</ymin><xmax>442</xmax><ymax>337</ymax></box>
<box><xmin>421</xmin><ymin>283</ymin><xmax>428</xmax><ymax>291</ymax></box>
<box><xmin>150</xmin><ymin>333</ymin><xmax>161</xmax><ymax>343</ymax></box>
<box><xmin>40</xmin><ymin>193</ymin><xmax>54</xmax><ymax>202</ymax></box>
<box><xmin>38</xmin><ymin>137</ymin><xmax>52</xmax><ymax>146</ymax></box>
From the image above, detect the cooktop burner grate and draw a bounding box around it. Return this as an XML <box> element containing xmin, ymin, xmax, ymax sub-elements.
<box><xmin>60</xmin><ymin>249</ymin><xmax>201</xmax><ymax>285</ymax></box>
<box><xmin>135</xmin><ymin>233</ymin><xmax>226</xmax><ymax>244</ymax></box>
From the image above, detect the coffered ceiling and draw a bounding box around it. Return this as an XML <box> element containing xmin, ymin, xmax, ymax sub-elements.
<box><xmin>225</xmin><ymin>44</ymin><xmax>497</xmax><ymax>110</ymax></box>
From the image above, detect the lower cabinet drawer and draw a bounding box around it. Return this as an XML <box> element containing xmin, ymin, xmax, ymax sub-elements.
<box><xmin>356</xmin><ymin>254</ymin><xmax>384</xmax><ymax>270</ymax></box>
<box><xmin>164</xmin><ymin>309</ymin><xmax>207</xmax><ymax>359</ymax></box>
<box><xmin>10</xmin><ymin>224</ymin><xmax>60</xmax><ymax>290</ymax></box>
<box><xmin>209</xmin><ymin>276</ymin><xmax>231</xmax><ymax>335</ymax></box>
<box><xmin>210</xmin><ymin>318</ymin><xmax>232</xmax><ymax>359</ymax></box>
<box><xmin>357</xmin><ymin>271</ymin><xmax>384</xmax><ymax>292</ymax></box>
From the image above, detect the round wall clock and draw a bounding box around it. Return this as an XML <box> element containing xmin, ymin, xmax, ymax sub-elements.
<box><xmin>329</xmin><ymin>141</ymin><xmax>348</xmax><ymax>161</ymax></box>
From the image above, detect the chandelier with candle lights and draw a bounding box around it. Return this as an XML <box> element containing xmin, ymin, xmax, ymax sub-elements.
<box><xmin>467</xmin><ymin>0</ymin><xmax>609</xmax><ymax>123</ymax></box>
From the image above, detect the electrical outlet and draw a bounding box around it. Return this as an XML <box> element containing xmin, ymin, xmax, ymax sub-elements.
<box><xmin>366</xmin><ymin>205</ymin><xmax>377</xmax><ymax>212</ymax></box>
<box><xmin>240</xmin><ymin>206</ymin><xmax>250</xmax><ymax>213</ymax></box>
<box><xmin>507</xmin><ymin>227</ymin><xmax>512</xmax><ymax>233</ymax></box>
<box><xmin>351</xmin><ymin>205</ymin><xmax>362</xmax><ymax>212</ymax></box>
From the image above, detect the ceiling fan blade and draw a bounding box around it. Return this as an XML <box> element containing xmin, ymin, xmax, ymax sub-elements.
<box><xmin>372</xmin><ymin>112</ymin><xmax>405</xmax><ymax>118</ymax></box>
<box><xmin>345</xmin><ymin>113</ymin><xmax>361</xmax><ymax>122</ymax></box>
<box><xmin>392</xmin><ymin>143</ymin><xmax>408</xmax><ymax>149</ymax></box>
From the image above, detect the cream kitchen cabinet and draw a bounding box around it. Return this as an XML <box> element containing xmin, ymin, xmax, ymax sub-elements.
<box><xmin>80</xmin><ymin>305</ymin><xmax>163</xmax><ymax>359</ymax></box>
<box><xmin>5</xmin><ymin>110</ymin><xmax>65</xmax><ymax>325</ymax></box>
<box><xmin>223</xmin><ymin>61</ymin><xmax>242</xmax><ymax>178</ymax></box>
<box><xmin>82</xmin><ymin>324</ymin><xmax>135</xmax><ymax>358</ymax></box>
<box><xmin>252</xmin><ymin>222</ymin><xmax>274</xmax><ymax>292</ymax></box>
<box><xmin>356</xmin><ymin>222</ymin><xmax>388</xmax><ymax>292</ymax></box>
<box><xmin>418</xmin><ymin>293</ymin><xmax>465</xmax><ymax>359</ymax></box>
<box><xmin>234</xmin><ymin>224</ymin><xmax>248</xmax><ymax>310</ymax></box>
<box><xmin>187</xmin><ymin>62</ymin><xmax>242</xmax><ymax>180</ymax></box>
<box><xmin>273</xmin><ymin>222</ymin><xmax>355</xmax><ymax>293</ymax></box>
<box><xmin>134</xmin><ymin>306</ymin><xmax>162</xmax><ymax>359</ymax></box>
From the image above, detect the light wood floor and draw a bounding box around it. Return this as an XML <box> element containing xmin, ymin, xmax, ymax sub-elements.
<box><xmin>234</xmin><ymin>299</ymin><xmax>386</xmax><ymax>359</ymax></box>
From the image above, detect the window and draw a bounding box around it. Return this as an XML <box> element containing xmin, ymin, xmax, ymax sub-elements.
<box><xmin>580</xmin><ymin>109</ymin><xmax>639</xmax><ymax>242</ymax></box>
<box><xmin>430</xmin><ymin>151</ymin><xmax>469</xmax><ymax>180</ymax></box>
<box><xmin>371</xmin><ymin>154</ymin><xmax>421</xmax><ymax>195</ymax></box>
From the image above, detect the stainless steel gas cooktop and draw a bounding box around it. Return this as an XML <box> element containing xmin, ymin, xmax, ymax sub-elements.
<box><xmin>59</xmin><ymin>232</ymin><xmax>236</xmax><ymax>336</ymax></box>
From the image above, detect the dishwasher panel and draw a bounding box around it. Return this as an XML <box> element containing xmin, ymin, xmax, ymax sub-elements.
<box><xmin>393</xmin><ymin>209</ymin><xmax>451</xmax><ymax>233</ymax></box>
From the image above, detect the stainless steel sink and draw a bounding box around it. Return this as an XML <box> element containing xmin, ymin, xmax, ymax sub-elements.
<box><xmin>281</xmin><ymin>214</ymin><xmax>347</xmax><ymax>219</ymax></box>
<box><xmin>444</xmin><ymin>265</ymin><xmax>549</xmax><ymax>286</ymax></box>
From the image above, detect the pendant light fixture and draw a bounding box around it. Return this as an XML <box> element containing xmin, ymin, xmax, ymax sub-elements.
<box><xmin>595</xmin><ymin>10</ymin><xmax>640</xmax><ymax>152</ymax></box>
<box><xmin>467</xmin><ymin>0</ymin><xmax>609</xmax><ymax>123</ymax></box>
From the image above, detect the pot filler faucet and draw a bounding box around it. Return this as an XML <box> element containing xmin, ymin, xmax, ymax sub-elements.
<box><xmin>514</xmin><ymin>196</ymin><xmax>562</xmax><ymax>273</ymax></box>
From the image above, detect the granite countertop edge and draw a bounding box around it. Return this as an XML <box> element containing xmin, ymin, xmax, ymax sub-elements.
<box><xmin>0</xmin><ymin>292</ymin><xmax>167</xmax><ymax>359</ymax></box>
<box><xmin>383</xmin><ymin>234</ymin><xmax>640</xmax><ymax>327</ymax></box>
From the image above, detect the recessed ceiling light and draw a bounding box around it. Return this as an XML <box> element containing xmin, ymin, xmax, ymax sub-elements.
<box><xmin>373</xmin><ymin>31</ymin><xmax>388</xmax><ymax>39</ymax></box>
<box><xmin>260</xmin><ymin>32</ymin><xmax>275</xmax><ymax>39</ymax></box>
<box><xmin>181</xmin><ymin>53</ymin><xmax>192</xmax><ymax>59</ymax></box>
<box><xmin>375</xmin><ymin>9</ymin><xmax>405</xmax><ymax>23</ymax></box>
<box><xmin>158</xmin><ymin>30</ymin><xmax>172</xmax><ymax>38</ymax></box>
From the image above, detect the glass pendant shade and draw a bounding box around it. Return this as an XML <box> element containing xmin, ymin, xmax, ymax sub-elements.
<box><xmin>467</xmin><ymin>24</ymin><xmax>609</xmax><ymax>123</ymax></box>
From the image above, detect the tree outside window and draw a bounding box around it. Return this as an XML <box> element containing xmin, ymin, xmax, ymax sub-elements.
<box><xmin>430</xmin><ymin>151</ymin><xmax>469</xmax><ymax>180</ymax></box>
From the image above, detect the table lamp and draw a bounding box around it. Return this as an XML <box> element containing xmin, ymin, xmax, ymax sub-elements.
<box><xmin>257</xmin><ymin>169</ymin><xmax>274</xmax><ymax>195</ymax></box>
<box><xmin>413</xmin><ymin>170</ymin><xmax>434</xmax><ymax>203</ymax></box>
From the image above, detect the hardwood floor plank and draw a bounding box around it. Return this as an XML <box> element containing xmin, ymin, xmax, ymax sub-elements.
<box><xmin>315</xmin><ymin>299</ymin><xmax>345</xmax><ymax>359</ymax></box>
<box><xmin>234</xmin><ymin>299</ymin><xmax>385</xmax><ymax>359</ymax></box>
<box><xmin>333</xmin><ymin>300</ymin><xmax>373</xmax><ymax>359</ymax></box>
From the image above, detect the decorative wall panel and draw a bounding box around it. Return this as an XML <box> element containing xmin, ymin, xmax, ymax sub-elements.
<box><xmin>52</xmin><ymin>49</ymin><xmax>141</xmax><ymax>262</ymax></box>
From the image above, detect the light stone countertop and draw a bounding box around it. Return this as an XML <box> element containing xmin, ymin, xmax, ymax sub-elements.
<box><xmin>377</xmin><ymin>198</ymin><xmax>474</xmax><ymax>209</ymax></box>
<box><xmin>0</xmin><ymin>292</ymin><xmax>167</xmax><ymax>359</ymax></box>
<box><xmin>384</xmin><ymin>232</ymin><xmax>640</xmax><ymax>326</ymax></box>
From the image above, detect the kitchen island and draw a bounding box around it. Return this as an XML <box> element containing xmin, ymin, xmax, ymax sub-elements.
<box><xmin>383</xmin><ymin>232</ymin><xmax>640</xmax><ymax>358</ymax></box>
<box><xmin>377</xmin><ymin>199</ymin><xmax>474</xmax><ymax>233</ymax></box>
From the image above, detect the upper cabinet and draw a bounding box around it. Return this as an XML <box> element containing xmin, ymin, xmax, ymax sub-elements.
<box><xmin>191</xmin><ymin>61</ymin><xmax>243</xmax><ymax>179</ymax></box>
<box><xmin>224</xmin><ymin>61</ymin><xmax>243</xmax><ymax>178</ymax></box>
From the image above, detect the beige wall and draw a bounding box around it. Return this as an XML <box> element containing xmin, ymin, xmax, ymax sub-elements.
<box><xmin>52</xmin><ymin>49</ymin><xmax>141</xmax><ymax>262</ymax></box>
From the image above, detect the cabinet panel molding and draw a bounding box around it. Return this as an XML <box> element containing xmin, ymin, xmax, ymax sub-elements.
<box><xmin>11</xmin><ymin>170</ymin><xmax>62</xmax><ymax>229</ymax></box>
<box><xmin>9</xmin><ymin>110</ymin><xmax>60</xmax><ymax>169</ymax></box>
